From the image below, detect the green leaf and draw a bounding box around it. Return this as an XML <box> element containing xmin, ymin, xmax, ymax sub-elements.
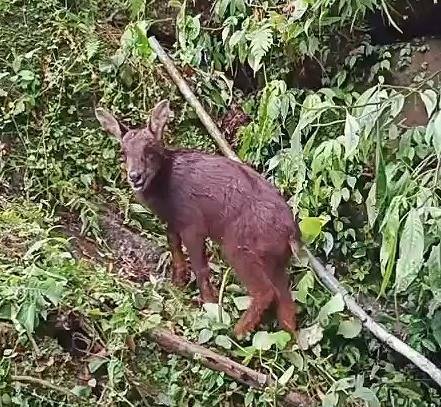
<box><xmin>352</xmin><ymin>387</ymin><xmax>380</xmax><ymax>407</ymax></box>
<box><xmin>299</xmin><ymin>217</ymin><xmax>323</xmax><ymax>244</ymax></box>
<box><xmin>375</xmin><ymin>135</ymin><xmax>388</xmax><ymax>209</ymax></box>
<box><xmin>270</xmin><ymin>331</ymin><xmax>291</xmax><ymax>350</ymax></box>
<box><xmin>252</xmin><ymin>331</ymin><xmax>273</xmax><ymax>351</ymax></box>
<box><xmin>71</xmin><ymin>385</ymin><xmax>91</xmax><ymax>398</ymax></box>
<box><xmin>337</xmin><ymin>318</ymin><xmax>362</xmax><ymax>339</ymax></box>
<box><xmin>291</xmin><ymin>0</ymin><xmax>308</xmax><ymax>20</ymax></box>
<box><xmin>389</xmin><ymin>92</ymin><xmax>405</xmax><ymax>118</ymax></box>
<box><xmin>17</xmin><ymin>301</ymin><xmax>37</xmax><ymax>333</ymax></box>
<box><xmin>198</xmin><ymin>328</ymin><xmax>213</xmax><ymax>344</ymax></box>
<box><xmin>203</xmin><ymin>303</ymin><xmax>231</xmax><ymax>326</ymax></box>
<box><xmin>420</xmin><ymin>89</ymin><xmax>438</xmax><ymax>118</ymax></box>
<box><xmin>379</xmin><ymin>196</ymin><xmax>401</xmax><ymax>295</ymax></box>
<box><xmin>344</xmin><ymin>113</ymin><xmax>361</xmax><ymax>159</ymax></box>
<box><xmin>297</xmin><ymin>323</ymin><xmax>323</xmax><ymax>350</ymax></box>
<box><xmin>229</xmin><ymin>30</ymin><xmax>245</xmax><ymax>48</ymax></box>
<box><xmin>296</xmin><ymin>271</ymin><xmax>314</xmax><ymax>304</ymax></box>
<box><xmin>318</xmin><ymin>293</ymin><xmax>345</xmax><ymax>326</ymax></box>
<box><xmin>215</xmin><ymin>335</ymin><xmax>232</xmax><ymax>349</ymax></box>
<box><xmin>24</xmin><ymin>238</ymin><xmax>48</xmax><ymax>259</ymax></box>
<box><xmin>88</xmin><ymin>356</ymin><xmax>108</xmax><ymax>373</ymax></box>
<box><xmin>246</xmin><ymin>25</ymin><xmax>273</xmax><ymax>72</ymax></box>
<box><xmin>330</xmin><ymin>189</ymin><xmax>342</xmax><ymax>215</ymax></box>
<box><xmin>285</xmin><ymin>351</ymin><xmax>304</xmax><ymax>371</ymax></box>
<box><xmin>431</xmin><ymin>311</ymin><xmax>441</xmax><ymax>349</ymax></box>
<box><xmin>366</xmin><ymin>182</ymin><xmax>378</xmax><ymax>228</ymax></box>
<box><xmin>395</xmin><ymin>209</ymin><xmax>424</xmax><ymax>293</ymax></box>
<box><xmin>85</xmin><ymin>38</ymin><xmax>100</xmax><ymax>61</ymax></box>
<box><xmin>278</xmin><ymin>365</ymin><xmax>295</xmax><ymax>386</ymax></box>
<box><xmin>40</xmin><ymin>279</ymin><xmax>65</xmax><ymax>306</ymax></box>
<box><xmin>428</xmin><ymin>244</ymin><xmax>441</xmax><ymax>292</ymax></box>
<box><xmin>322</xmin><ymin>393</ymin><xmax>338</xmax><ymax>407</ymax></box>
<box><xmin>18</xmin><ymin>70</ymin><xmax>35</xmax><ymax>81</ymax></box>
<box><xmin>130</xmin><ymin>0</ymin><xmax>146</xmax><ymax>18</ymax></box>
<box><xmin>233</xmin><ymin>296</ymin><xmax>251</xmax><ymax>311</ymax></box>
<box><xmin>323</xmin><ymin>232</ymin><xmax>334</xmax><ymax>257</ymax></box>
<box><xmin>433</xmin><ymin>111</ymin><xmax>441</xmax><ymax>156</ymax></box>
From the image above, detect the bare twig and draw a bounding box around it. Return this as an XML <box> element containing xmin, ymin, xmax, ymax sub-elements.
<box><xmin>148</xmin><ymin>36</ymin><xmax>240</xmax><ymax>163</ymax></box>
<box><xmin>148</xmin><ymin>35</ymin><xmax>441</xmax><ymax>389</ymax></box>
<box><xmin>11</xmin><ymin>375</ymin><xmax>81</xmax><ymax>399</ymax></box>
<box><xmin>218</xmin><ymin>267</ymin><xmax>231</xmax><ymax>324</ymax></box>
<box><xmin>149</xmin><ymin>328</ymin><xmax>313</xmax><ymax>407</ymax></box>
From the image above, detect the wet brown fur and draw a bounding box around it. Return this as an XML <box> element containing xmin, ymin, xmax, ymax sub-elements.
<box><xmin>95</xmin><ymin>101</ymin><xmax>300</xmax><ymax>338</ymax></box>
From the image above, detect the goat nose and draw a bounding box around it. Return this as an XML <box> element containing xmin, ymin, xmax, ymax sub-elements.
<box><xmin>129</xmin><ymin>171</ymin><xmax>141</xmax><ymax>182</ymax></box>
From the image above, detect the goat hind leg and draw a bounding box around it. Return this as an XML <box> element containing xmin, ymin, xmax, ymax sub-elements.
<box><xmin>234</xmin><ymin>288</ymin><xmax>275</xmax><ymax>339</ymax></box>
<box><xmin>272</xmin><ymin>272</ymin><xmax>297</xmax><ymax>334</ymax></box>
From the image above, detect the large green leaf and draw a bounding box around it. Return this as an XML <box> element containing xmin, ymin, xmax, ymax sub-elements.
<box><xmin>299</xmin><ymin>217</ymin><xmax>323</xmax><ymax>244</ymax></box>
<box><xmin>318</xmin><ymin>293</ymin><xmax>345</xmax><ymax>326</ymax></box>
<box><xmin>420</xmin><ymin>89</ymin><xmax>438</xmax><ymax>118</ymax></box>
<box><xmin>298</xmin><ymin>323</ymin><xmax>324</xmax><ymax>350</ymax></box>
<box><xmin>352</xmin><ymin>387</ymin><xmax>380</xmax><ymax>407</ymax></box>
<box><xmin>431</xmin><ymin>311</ymin><xmax>441</xmax><ymax>349</ymax></box>
<box><xmin>395</xmin><ymin>209</ymin><xmax>424</xmax><ymax>293</ymax></box>
<box><xmin>252</xmin><ymin>331</ymin><xmax>273</xmax><ymax>351</ymax></box>
<box><xmin>428</xmin><ymin>244</ymin><xmax>441</xmax><ymax>292</ymax></box>
<box><xmin>366</xmin><ymin>182</ymin><xmax>379</xmax><ymax>228</ymax></box>
<box><xmin>246</xmin><ymin>25</ymin><xmax>273</xmax><ymax>72</ymax></box>
<box><xmin>433</xmin><ymin>111</ymin><xmax>441</xmax><ymax>156</ymax></box>
<box><xmin>17</xmin><ymin>300</ymin><xmax>37</xmax><ymax>333</ymax></box>
<box><xmin>337</xmin><ymin>318</ymin><xmax>362</xmax><ymax>339</ymax></box>
<box><xmin>296</xmin><ymin>270</ymin><xmax>314</xmax><ymax>304</ymax></box>
<box><xmin>343</xmin><ymin>112</ymin><xmax>361</xmax><ymax>159</ymax></box>
<box><xmin>379</xmin><ymin>196</ymin><xmax>401</xmax><ymax>295</ymax></box>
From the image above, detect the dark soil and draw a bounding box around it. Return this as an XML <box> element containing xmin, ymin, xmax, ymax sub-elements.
<box><xmin>60</xmin><ymin>209</ymin><xmax>163</xmax><ymax>284</ymax></box>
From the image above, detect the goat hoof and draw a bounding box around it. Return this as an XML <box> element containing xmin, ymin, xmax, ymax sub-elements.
<box><xmin>233</xmin><ymin>323</ymin><xmax>251</xmax><ymax>340</ymax></box>
<box><xmin>200</xmin><ymin>282</ymin><xmax>219</xmax><ymax>304</ymax></box>
<box><xmin>201</xmin><ymin>291</ymin><xmax>218</xmax><ymax>304</ymax></box>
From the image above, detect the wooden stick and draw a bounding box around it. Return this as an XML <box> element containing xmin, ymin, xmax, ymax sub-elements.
<box><xmin>148</xmin><ymin>35</ymin><xmax>441</xmax><ymax>389</ymax></box>
<box><xmin>11</xmin><ymin>375</ymin><xmax>81</xmax><ymax>399</ymax></box>
<box><xmin>148</xmin><ymin>36</ymin><xmax>240</xmax><ymax>163</ymax></box>
<box><xmin>305</xmin><ymin>249</ymin><xmax>441</xmax><ymax>388</ymax></box>
<box><xmin>150</xmin><ymin>328</ymin><xmax>313</xmax><ymax>407</ymax></box>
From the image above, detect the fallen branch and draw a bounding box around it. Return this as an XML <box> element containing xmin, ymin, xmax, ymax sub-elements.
<box><xmin>148</xmin><ymin>36</ymin><xmax>240</xmax><ymax>163</ymax></box>
<box><xmin>11</xmin><ymin>375</ymin><xmax>81</xmax><ymax>399</ymax></box>
<box><xmin>150</xmin><ymin>328</ymin><xmax>313</xmax><ymax>407</ymax></box>
<box><xmin>148</xmin><ymin>35</ymin><xmax>441</xmax><ymax>389</ymax></box>
<box><xmin>306</xmin><ymin>249</ymin><xmax>441</xmax><ymax>388</ymax></box>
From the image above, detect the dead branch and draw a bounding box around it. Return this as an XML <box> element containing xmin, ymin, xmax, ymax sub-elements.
<box><xmin>150</xmin><ymin>328</ymin><xmax>313</xmax><ymax>407</ymax></box>
<box><xmin>305</xmin><ymin>249</ymin><xmax>441</xmax><ymax>388</ymax></box>
<box><xmin>11</xmin><ymin>375</ymin><xmax>81</xmax><ymax>399</ymax></box>
<box><xmin>148</xmin><ymin>35</ymin><xmax>441</xmax><ymax>389</ymax></box>
<box><xmin>148</xmin><ymin>36</ymin><xmax>240</xmax><ymax>163</ymax></box>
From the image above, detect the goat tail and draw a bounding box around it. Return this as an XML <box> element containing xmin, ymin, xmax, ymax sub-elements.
<box><xmin>289</xmin><ymin>236</ymin><xmax>299</xmax><ymax>255</ymax></box>
<box><xmin>289</xmin><ymin>235</ymin><xmax>302</xmax><ymax>264</ymax></box>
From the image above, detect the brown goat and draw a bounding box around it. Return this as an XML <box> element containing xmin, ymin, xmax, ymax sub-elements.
<box><xmin>95</xmin><ymin>100</ymin><xmax>300</xmax><ymax>338</ymax></box>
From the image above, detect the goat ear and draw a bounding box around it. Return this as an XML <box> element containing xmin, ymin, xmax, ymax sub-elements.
<box><xmin>149</xmin><ymin>100</ymin><xmax>172</xmax><ymax>139</ymax></box>
<box><xmin>95</xmin><ymin>108</ymin><xmax>124</xmax><ymax>139</ymax></box>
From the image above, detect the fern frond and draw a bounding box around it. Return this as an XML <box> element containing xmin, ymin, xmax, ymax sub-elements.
<box><xmin>85</xmin><ymin>37</ymin><xmax>100</xmax><ymax>61</ymax></box>
<box><xmin>246</xmin><ymin>25</ymin><xmax>273</xmax><ymax>73</ymax></box>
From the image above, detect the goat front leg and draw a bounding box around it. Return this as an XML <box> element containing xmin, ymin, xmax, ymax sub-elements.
<box><xmin>167</xmin><ymin>230</ymin><xmax>190</xmax><ymax>287</ymax></box>
<box><xmin>181</xmin><ymin>231</ymin><xmax>218</xmax><ymax>303</ymax></box>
